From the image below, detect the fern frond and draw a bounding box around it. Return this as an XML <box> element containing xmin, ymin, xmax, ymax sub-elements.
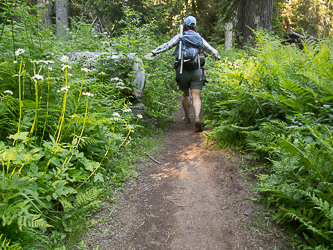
<box><xmin>59</xmin><ymin>198</ymin><xmax>74</xmax><ymax>212</ymax></box>
<box><xmin>75</xmin><ymin>188</ymin><xmax>102</xmax><ymax>206</ymax></box>
<box><xmin>0</xmin><ymin>234</ymin><xmax>21</xmax><ymax>250</ymax></box>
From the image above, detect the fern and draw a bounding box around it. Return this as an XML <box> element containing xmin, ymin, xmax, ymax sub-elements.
<box><xmin>75</xmin><ymin>188</ymin><xmax>102</xmax><ymax>207</ymax></box>
<box><xmin>202</xmin><ymin>31</ymin><xmax>333</xmax><ymax>249</ymax></box>
<box><xmin>0</xmin><ymin>234</ymin><xmax>21</xmax><ymax>250</ymax></box>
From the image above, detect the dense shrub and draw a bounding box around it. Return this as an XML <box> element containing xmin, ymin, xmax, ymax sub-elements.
<box><xmin>0</xmin><ymin>4</ymin><xmax>178</xmax><ymax>249</ymax></box>
<box><xmin>202</xmin><ymin>30</ymin><xmax>333</xmax><ymax>249</ymax></box>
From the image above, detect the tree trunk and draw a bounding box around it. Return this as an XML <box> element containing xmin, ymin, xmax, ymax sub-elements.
<box><xmin>225</xmin><ymin>22</ymin><xmax>233</xmax><ymax>50</ymax></box>
<box><xmin>55</xmin><ymin>0</ymin><xmax>68</xmax><ymax>37</ymax></box>
<box><xmin>237</xmin><ymin>0</ymin><xmax>273</xmax><ymax>46</ymax></box>
<box><xmin>37</xmin><ymin>0</ymin><xmax>53</xmax><ymax>29</ymax></box>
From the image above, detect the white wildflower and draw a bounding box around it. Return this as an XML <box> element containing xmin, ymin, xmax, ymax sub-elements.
<box><xmin>46</xmin><ymin>60</ymin><xmax>55</xmax><ymax>64</ymax></box>
<box><xmin>68</xmin><ymin>73</ymin><xmax>73</xmax><ymax>76</ymax></box>
<box><xmin>116</xmin><ymin>82</ymin><xmax>124</xmax><ymax>86</ymax></box>
<box><xmin>111</xmin><ymin>77</ymin><xmax>120</xmax><ymax>81</ymax></box>
<box><xmin>94</xmin><ymin>35</ymin><xmax>98</xmax><ymax>38</ymax></box>
<box><xmin>82</xmin><ymin>92</ymin><xmax>94</xmax><ymax>97</ymax></box>
<box><xmin>48</xmin><ymin>66</ymin><xmax>52</xmax><ymax>71</ymax></box>
<box><xmin>112</xmin><ymin>112</ymin><xmax>120</xmax><ymax>117</ymax></box>
<box><xmin>32</xmin><ymin>74</ymin><xmax>44</xmax><ymax>81</ymax></box>
<box><xmin>103</xmin><ymin>32</ymin><xmax>108</xmax><ymax>35</ymax></box>
<box><xmin>81</xmin><ymin>68</ymin><xmax>90</xmax><ymax>73</ymax></box>
<box><xmin>60</xmin><ymin>55</ymin><xmax>69</xmax><ymax>63</ymax></box>
<box><xmin>37</xmin><ymin>60</ymin><xmax>48</xmax><ymax>65</ymax></box>
<box><xmin>128</xmin><ymin>102</ymin><xmax>133</xmax><ymax>106</ymax></box>
<box><xmin>99</xmin><ymin>72</ymin><xmax>107</xmax><ymax>76</ymax></box>
<box><xmin>137</xmin><ymin>114</ymin><xmax>143</xmax><ymax>119</ymax></box>
<box><xmin>13</xmin><ymin>61</ymin><xmax>17</xmax><ymax>64</ymax></box>
<box><xmin>30</xmin><ymin>60</ymin><xmax>37</xmax><ymax>63</ymax></box>
<box><xmin>3</xmin><ymin>90</ymin><xmax>13</xmax><ymax>95</ymax></box>
<box><xmin>101</xmin><ymin>41</ymin><xmax>110</xmax><ymax>46</ymax></box>
<box><xmin>57</xmin><ymin>86</ymin><xmax>70</xmax><ymax>93</ymax></box>
<box><xmin>15</xmin><ymin>49</ymin><xmax>25</xmax><ymax>56</ymax></box>
<box><xmin>124</xmin><ymin>109</ymin><xmax>132</xmax><ymax>113</ymax></box>
<box><xmin>62</xmin><ymin>65</ymin><xmax>71</xmax><ymax>71</ymax></box>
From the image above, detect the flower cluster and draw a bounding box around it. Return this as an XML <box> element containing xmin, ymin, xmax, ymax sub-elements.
<box><xmin>15</xmin><ymin>49</ymin><xmax>25</xmax><ymax>56</ymax></box>
<box><xmin>62</xmin><ymin>64</ymin><xmax>72</xmax><ymax>71</ymax></box>
<box><xmin>32</xmin><ymin>74</ymin><xmax>44</xmax><ymax>82</ymax></box>
<box><xmin>3</xmin><ymin>90</ymin><xmax>13</xmax><ymax>95</ymax></box>
<box><xmin>82</xmin><ymin>92</ymin><xmax>94</xmax><ymax>97</ymax></box>
<box><xmin>60</xmin><ymin>55</ymin><xmax>69</xmax><ymax>63</ymax></box>
<box><xmin>110</xmin><ymin>77</ymin><xmax>120</xmax><ymax>81</ymax></box>
<box><xmin>30</xmin><ymin>60</ymin><xmax>55</xmax><ymax>65</ymax></box>
<box><xmin>137</xmin><ymin>114</ymin><xmax>143</xmax><ymax>119</ymax></box>
<box><xmin>124</xmin><ymin>109</ymin><xmax>132</xmax><ymax>113</ymax></box>
<box><xmin>81</xmin><ymin>68</ymin><xmax>90</xmax><ymax>73</ymax></box>
<box><xmin>101</xmin><ymin>41</ymin><xmax>110</xmax><ymax>46</ymax></box>
<box><xmin>57</xmin><ymin>86</ymin><xmax>70</xmax><ymax>93</ymax></box>
<box><xmin>113</xmin><ymin>112</ymin><xmax>120</xmax><ymax>117</ymax></box>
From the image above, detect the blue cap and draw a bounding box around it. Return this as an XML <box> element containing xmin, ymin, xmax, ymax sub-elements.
<box><xmin>185</xmin><ymin>15</ymin><xmax>196</xmax><ymax>27</ymax></box>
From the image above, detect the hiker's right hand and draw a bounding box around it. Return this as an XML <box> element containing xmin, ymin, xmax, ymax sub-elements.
<box><xmin>145</xmin><ymin>52</ymin><xmax>154</xmax><ymax>57</ymax></box>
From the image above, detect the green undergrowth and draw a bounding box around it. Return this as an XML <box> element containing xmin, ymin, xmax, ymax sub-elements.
<box><xmin>0</xmin><ymin>4</ymin><xmax>176</xmax><ymax>249</ymax></box>
<box><xmin>202</xmin><ymin>30</ymin><xmax>333</xmax><ymax>249</ymax></box>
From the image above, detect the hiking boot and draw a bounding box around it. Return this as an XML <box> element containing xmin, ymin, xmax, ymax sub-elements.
<box><xmin>182</xmin><ymin>117</ymin><xmax>191</xmax><ymax>124</ymax></box>
<box><xmin>194</xmin><ymin>117</ymin><xmax>203</xmax><ymax>132</ymax></box>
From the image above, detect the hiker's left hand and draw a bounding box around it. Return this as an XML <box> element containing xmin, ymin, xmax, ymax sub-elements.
<box><xmin>145</xmin><ymin>52</ymin><xmax>154</xmax><ymax>57</ymax></box>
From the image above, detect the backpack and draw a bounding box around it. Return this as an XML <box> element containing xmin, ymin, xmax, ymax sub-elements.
<box><xmin>175</xmin><ymin>31</ymin><xmax>205</xmax><ymax>70</ymax></box>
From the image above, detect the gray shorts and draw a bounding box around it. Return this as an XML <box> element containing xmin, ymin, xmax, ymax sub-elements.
<box><xmin>177</xmin><ymin>69</ymin><xmax>206</xmax><ymax>90</ymax></box>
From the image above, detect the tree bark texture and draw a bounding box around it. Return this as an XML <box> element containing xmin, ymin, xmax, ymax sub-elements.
<box><xmin>225</xmin><ymin>22</ymin><xmax>233</xmax><ymax>50</ymax></box>
<box><xmin>55</xmin><ymin>0</ymin><xmax>68</xmax><ymax>37</ymax></box>
<box><xmin>237</xmin><ymin>0</ymin><xmax>273</xmax><ymax>46</ymax></box>
<box><xmin>37</xmin><ymin>0</ymin><xmax>53</xmax><ymax>29</ymax></box>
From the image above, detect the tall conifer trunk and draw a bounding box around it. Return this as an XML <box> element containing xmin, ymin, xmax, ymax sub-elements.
<box><xmin>37</xmin><ymin>0</ymin><xmax>52</xmax><ymax>29</ymax></box>
<box><xmin>237</xmin><ymin>0</ymin><xmax>273</xmax><ymax>46</ymax></box>
<box><xmin>55</xmin><ymin>0</ymin><xmax>68</xmax><ymax>37</ymax></box>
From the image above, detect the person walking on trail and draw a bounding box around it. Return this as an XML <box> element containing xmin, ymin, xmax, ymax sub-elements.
<box><xmin>145</xmin><ymin>15</ymin><xmax>221</xmax><ymax>132</ymax></box>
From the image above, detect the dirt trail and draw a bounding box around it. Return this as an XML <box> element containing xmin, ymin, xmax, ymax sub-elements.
<box><xmin>80</xmin><ymin>104</ymin><xmax>288</xmax><ymax>250</ymax></box>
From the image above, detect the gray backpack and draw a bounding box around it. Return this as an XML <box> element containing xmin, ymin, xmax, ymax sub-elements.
<box><xmin>175</xmin><ymin>31</ymin><xmax>205</xmax><ymax>70</ymax></box>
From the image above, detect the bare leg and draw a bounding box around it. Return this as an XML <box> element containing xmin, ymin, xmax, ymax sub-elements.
<box><xmin>191</xmin><ymin>89</ymin><xmax>202</xmax><ymax>118</ymax></box>
<box><xmin>182</xmin><ymin>89</ymin><xmax>190</xmax><ymax>117</ymax></box>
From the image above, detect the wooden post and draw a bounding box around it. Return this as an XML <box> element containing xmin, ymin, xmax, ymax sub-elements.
<box><xmin>225</xmin><ymin>22</ymin><xmax>233</xmax><ymax>50</ymax></box>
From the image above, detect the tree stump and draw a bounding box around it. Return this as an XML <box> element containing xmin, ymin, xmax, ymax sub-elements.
<box><xmin>70</xmin><ymin>52</ymin><xmax>146</xmax><ymax>99</ymax></box>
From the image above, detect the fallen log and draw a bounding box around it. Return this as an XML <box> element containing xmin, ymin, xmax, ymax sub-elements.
<box><xmin>283</xmin><ymin>27</ymin><xmax>329</xmax><ymax>49</ymax></box>
<box><xmin>287</xmin><ymin>27</ymin><xmax>320</xmax><ymax>43</ymax></box>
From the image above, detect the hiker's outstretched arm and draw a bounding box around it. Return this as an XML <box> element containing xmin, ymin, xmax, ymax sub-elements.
<box><xmin>150</xmin><ymin>34</ymin><xmax>181</xmax><ymax>56</ymax></box>
<box><xmin>201</xmin><ymin>38</ymin><xmax>221</xmax><ymax>60</ymax></box>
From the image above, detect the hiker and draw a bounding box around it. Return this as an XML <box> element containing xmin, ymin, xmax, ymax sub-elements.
<box><xmin>145</xmin><ymin>15</ymin><xmax>221</xmax><ymax>132</ymax></box>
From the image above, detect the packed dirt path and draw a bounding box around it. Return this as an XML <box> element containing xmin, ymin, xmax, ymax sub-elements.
<box><xmin>80</xmin><ymin>104</ymin><xmax>288</xmax><ymax>250</ymax></box>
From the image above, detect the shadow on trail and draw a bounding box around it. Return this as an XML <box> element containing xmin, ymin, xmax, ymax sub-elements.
<box><xmin>80</xmin><ymin>103</ymin><xmax>288</xmax><ymax>250</ymax></box>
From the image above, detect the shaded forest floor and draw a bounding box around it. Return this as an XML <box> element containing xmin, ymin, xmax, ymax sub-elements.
<box><xmin>77</xmin><ymin>102</ymin><xmax>292</xmax><ymax>250</ymax></box>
